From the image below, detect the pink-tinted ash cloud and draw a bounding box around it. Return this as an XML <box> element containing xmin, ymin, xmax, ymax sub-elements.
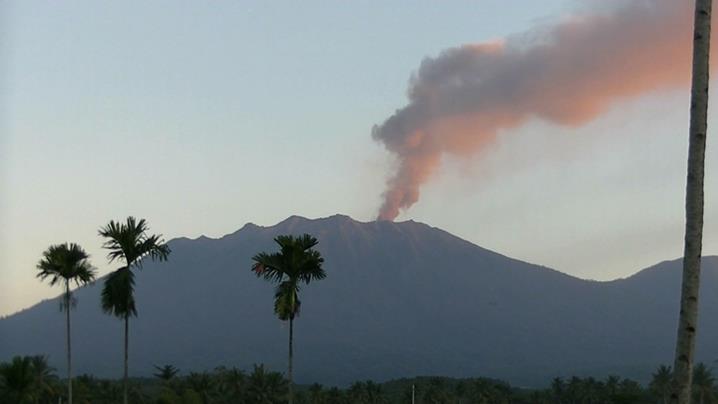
<box><xmin>373</xmin><ymin>0</ymin><xmax>706</xmax><ymax>221</ymax></box>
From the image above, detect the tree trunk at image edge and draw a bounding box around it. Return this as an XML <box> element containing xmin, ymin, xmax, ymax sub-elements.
<box><xmin>124</xmin><ymin>314</ymin><xmax>129</xmax><ymax>404</ymax></box>
<box><xmin>65</xmin><ymin>283</ymin><xmax>73</xmax><ymax>404</ymax></box>
<box><xmin>671</xmin><ymin>1</ymin><xmax>712</xmax><ymax>403</ymax></box>
<box><xmin>288</xmin><ymin>317</ymin><xmax>294</xmax><ymax>404</ymax></box>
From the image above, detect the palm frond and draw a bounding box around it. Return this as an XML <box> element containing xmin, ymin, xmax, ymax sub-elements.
<box><xmin>36</xmin><ymin>243</ymin><xmax>96</xmax><ymax>288</ymax></box>
<box><xmin>251</xmin><ymin>233</ymin><xmax>325</xmax><ymax>323</ymax></box>
<box><xmin>251</xmin><ymin>252</ymin><xmax>286</xmax><ymax>282</ymax></box>
<box><xmin>274</xmin><ymin>281</ymin><xmax>300</xmax><ymax>320</ymax></box>
<box><xmin>99</xmin><ymin>217</ymin><xmax>170</xmax><ymax>269</ymax></box>
<box><xmin>101</xmin><ymin>268</ymin><xmax>137</xmax><ymax>318</ymax></box>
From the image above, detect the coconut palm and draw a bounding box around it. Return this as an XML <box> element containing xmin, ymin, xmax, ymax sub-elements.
<box><xmin>153</xmin><ymin>365</ymin><xmax>180</xmax><ymax>383</ymax></box>
<box><xmin>98</xmin><ymin>216</ymin><xmax>171</xmax><ymax>404</ymax></box>
<box><xmin>692</xmin><ymin>363</ymin><xmax>714</xmax><ymax>404</ymax></box>
<box><xmin>651</xmin><ymin>365</ymin><xmax>672</xmax><ymax>404</ymax></box>
<box><xmin>186</xmin><ymin>371</ymin><xmax>215</xmax><ymax>404</ymax></box>
<box><xmin>245</xmin><ymin>364</ymin><xmax>288</xmax><ymax>404</ymax></box>
<box><xmin>672</xmin><ymin>1</ymin><xmax>713</xmax><ymax>403</ymax></box>
<box><xmin>216</xmin><ymin>366</ymin><xmax>247</xmax><ymax>403</ymax></box>
<box><xmin>36</xmin><ymin>242</ymin><xmax>95</xmax><ymax>404</ymax></box>
<box><xmin>0</xmin><ymin>356</ymin><xmax>36</xmax><ymax>404</ymax></box>
<box><xmin>251</xmin><ymin>234</ymin><xmax>326</xmax><ymax>404</ymax></box>
<box><xmin>29</xmin><ymin>355</ymin><xmax>58</xmax><ymax>403</ymax></box>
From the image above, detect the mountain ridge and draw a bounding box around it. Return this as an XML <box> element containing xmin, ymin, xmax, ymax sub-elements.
<box><xmin>2</xmin><ymin>214</ymin><xmax>717</xmax><ymax>387</ymax></box>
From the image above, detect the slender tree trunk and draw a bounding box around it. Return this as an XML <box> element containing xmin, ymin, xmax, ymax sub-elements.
<box><xmin>65</xmin><ymin>282</ymin><xmax>72</xmax><ymax>404</ymax></box>
<box><xmin>288</xmin><ymin>317</ymin><xmax>294</xmax><ymax>404</ymax></box>
<box><xmin>671</xmin><ymin>1</ymin><xmax>712</xmax><ymax>403</ymax></box>
<box><xmin>124</xmin><ymin>313</ymin><xmax>129</xmax><ymax>404</ymax></box>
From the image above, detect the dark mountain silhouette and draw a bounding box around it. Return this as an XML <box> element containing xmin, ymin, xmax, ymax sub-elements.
<box><xmin>1</xmin><ymin>215</ymin><xmax>717</xmax><ymax>387</ymax></box>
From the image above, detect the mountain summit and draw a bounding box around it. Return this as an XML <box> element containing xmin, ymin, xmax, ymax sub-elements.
<box><xmin>1</xmin><ymin>215</ymin><xmax>717</xmax><ymax>386</ymax></box>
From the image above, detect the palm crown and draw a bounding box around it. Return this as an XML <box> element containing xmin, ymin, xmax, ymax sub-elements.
<box><xmin>251</xmin><ymin>234</ymin><xmax>325</xmax><ymax>320</ymax></box>
<box><xmin>36</xmin><ymin>243</ymin><xmax>95</xmax><ymax>291</ymax></box>
<box><xmin>98</xmin><ymin>217</ymin><xmax>170</xmax><ymax>318</ymax></box>
<box><xmin>98</xmin><ymin>217</ymin><xmax>171</xmax><ymax>268</ymax></box>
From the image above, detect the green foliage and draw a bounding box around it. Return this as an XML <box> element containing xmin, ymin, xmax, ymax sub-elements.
<box><xmin>0</xmin><ymin>355</ymin><xmax>58</xmax><ymax>404</ymax></box>
<box><xmin>1</xmin><ymin>357</ymin><xmax>693</xmax><ymax>404</ymax></box>
<box><xmin>693</xmin><ymin>362</ymin><xmax>715</xmax><ymax>404</ymax></box>
<box><xmin>245</xmin><ymin>364</ymin><xmax>289</xmax><ymax>404</ymax></box>
<box><xmin>153</xmin><ymin>364</ymin><xmax>180</xmax><ymax>382</ymax></box>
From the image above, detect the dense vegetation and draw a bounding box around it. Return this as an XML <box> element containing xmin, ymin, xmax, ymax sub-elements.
<box><xmin>2</xmin><ymin>355</ymin><xmax>717</xmax><ymax>404</ymax></box>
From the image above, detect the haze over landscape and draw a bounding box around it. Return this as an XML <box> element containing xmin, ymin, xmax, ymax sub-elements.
<box><xmin>2</xmin><ymin>0</ymin><xmax>717</xmax><ymax>318</ymax></box>
<box><xmin>1</xmin><ymin>1</ymin><xmax>718</xmax><ymax>402</ymax></box>
<box><xmin>2</xmin><ymin>214</ymin><xmax>718</xmax><ymax>387</ymax></box>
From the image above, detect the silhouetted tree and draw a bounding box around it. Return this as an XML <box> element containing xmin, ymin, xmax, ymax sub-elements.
<box><xmin>251</xmin><ymin>234</ymin><xmax>326</xmax><ymax>404</ymax></box>
<box><xmin>99</xmin><ymin>217</ymin><xmax>170</xmax><ymax>404</ymax></box>
<box><xmin>0</xmin><ymin>356</ymin><xmax>58</xmax><ymax>404</ymax></box>
<box><xmin>245</xmin><ymin>364</ymin><xmax>288</xmax><ymax>404</ymax></box>
<box><xmin>154</xmin><ymin>365</ymin><xmax>180</xmax><ymax>382</ymax></box>
<box><xmin>651</xmin><ymin>365</ymin><xmax>673</xmax><ymax>404</ymax></box>
<box><xmin>692</xmin><ymin>363</ymin><xmax>714</xmax><ymax>404</ymax></box>
<box><xmin>36</xmin><ymin>242</ymin><xmax>95</xmax><ymax>404</ymax></box>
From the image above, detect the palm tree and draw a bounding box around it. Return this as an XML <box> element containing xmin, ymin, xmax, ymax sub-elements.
<box><xmin>216</xmin><ymin>366</ymin><xmax>247</xmax><ymax>403</ymax></box>
<box><xmin>692</xmin><ymin>363</ymin><xmax>714</xmax><ymax>404</ymax></box>
<box><xmin>0</xmin><ymin>356</ymin><xmax>38</xmax><ymax>404</ymax></box>
<box><xmin>153</xmin><ymin>364</ymin><xmax>180</xmax><ymax>383</ymax></box>
<box><xmin>251</xmin><ymin>234</ymin><xmax>326</xmax><ymax>404</ymax></box>
<box><xmin>308</xmin><ymin>383</ymin><xmax>324</xmax><ymax>404</ymax></box>
<box><xmin>98</xmin><ymin>216</ymin><xmax>171</xmax><ymax>404</ymax></box>
<box><xmin>29</xmin><ymin>355</ymin><xmax>58</xmax><ymax>403</ymax></box>
<box><xmin>186</xmin><ymin>371</ymin><xmax>215</xmax><ymax>404</ymax></box>
<box><xmin>651</xmin><ymin>365</ymin><xmax>672</xmax><ymax>404</ymax></box>
<box><xmin>671</xmin><ymin>1</ymin><xmax>713</xmax><ymax>403</ymax></box>
<box><xmin>36</xmin><ymin>242</ymin><xmax>95</xmax><ymax>404</ymax></box>
<box><xmin>245</xmin><ymin>364</ymin><xmax>288</xmax><ymax>404</ymax></box>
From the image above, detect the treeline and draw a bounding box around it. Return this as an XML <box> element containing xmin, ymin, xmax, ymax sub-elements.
<box><xmin>2</xmin><ymin>355</ymin><xmax>717</xmax><ymax>404</ymax></box>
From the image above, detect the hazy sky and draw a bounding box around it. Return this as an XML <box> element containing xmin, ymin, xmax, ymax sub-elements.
<box><xmin>2</xmin><ymin>0</ymin><xmax>717</xmax><ymax>317</ymax></box>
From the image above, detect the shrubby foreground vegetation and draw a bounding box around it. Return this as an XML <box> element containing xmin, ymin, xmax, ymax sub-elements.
<box><xmin>2</xmin><ymin>355</ymin><xmax>717</xmax><ymax>404</ymax></box>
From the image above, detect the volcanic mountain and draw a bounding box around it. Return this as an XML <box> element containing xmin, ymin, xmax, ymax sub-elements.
<box><xmin>1</xmin><ymin>215</ymin><xmax>717</xmax><ymax>386</ymax></box>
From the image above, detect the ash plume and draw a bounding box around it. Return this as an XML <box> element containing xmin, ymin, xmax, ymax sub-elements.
<box><xmin>373</xmin><ymin>0</ymin><xmax>702</xmax><ymax>221</ymax></box>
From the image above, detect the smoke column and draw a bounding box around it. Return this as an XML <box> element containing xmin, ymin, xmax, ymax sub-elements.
<box><xmin>373</xmin><ymin>0</ymin><xmax>705</xmax><ymax>221</ymax></box>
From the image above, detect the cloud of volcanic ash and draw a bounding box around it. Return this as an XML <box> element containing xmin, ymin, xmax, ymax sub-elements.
<box><xmin>372</xmin><ymin>0</ymin><xmax>703</xmax><ymax>221</ymax></box>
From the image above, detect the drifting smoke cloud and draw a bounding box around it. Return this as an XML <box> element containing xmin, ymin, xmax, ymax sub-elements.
<box><xmin>373</xmin><ymin>0</ymin><xmax>705</xmax><ymax>221</ymax></box>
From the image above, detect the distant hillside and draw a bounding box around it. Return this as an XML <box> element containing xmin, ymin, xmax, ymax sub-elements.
<box><xmin>1</xmin><ymin>215</ymin><xmax>717</xmax><ymax>387</ymax></box>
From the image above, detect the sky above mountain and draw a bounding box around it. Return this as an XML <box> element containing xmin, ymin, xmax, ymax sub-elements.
<box><xmin>2</xmin><ymin>0</ymin><xmax>717</xmax><ymax>316</ymax></box>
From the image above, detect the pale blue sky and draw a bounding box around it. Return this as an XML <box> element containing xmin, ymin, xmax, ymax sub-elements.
<box><xmin>2</xmin><ymin>0</ymin><xmax>716</xmax><ymax>316</ymax></box>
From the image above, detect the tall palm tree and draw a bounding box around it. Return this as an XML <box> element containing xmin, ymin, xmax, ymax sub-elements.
<box><xmin>98</xmin><ymin>216</ymin><xmax>171</xmax><ymax>404</ymax></box>
<box><xmin>36</xmin><ymin>243</ymin><xmax>95</xmax><ymax>404</ymax></box>
<box><xmin>671</xmin><ymin>1</ymin><xmax>713</xmax><ymax>403</ymax></box>
<box><xmin>251</xmin><ymin>234</ymin><xmax>326</xmax><ymax>404</ymax></box>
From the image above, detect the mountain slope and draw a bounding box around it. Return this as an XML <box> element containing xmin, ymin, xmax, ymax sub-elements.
<box><xmin>1</xmin><ymin>214</ymin><xmax>717</xmax><ymax>387</ymax></box>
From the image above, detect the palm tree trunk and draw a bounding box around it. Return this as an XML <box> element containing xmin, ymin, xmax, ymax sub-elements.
<box><xmin>65</xmin><ymin>282</ymin><xmax>73</xmax><ymax>404</ymax></box>
<box><xmin>288</xmin><ymin>317</ymin><xmax>294</xmax><ymax>404</ymax></box>
<box><xmin>671</xmin><ymin>1</ymin><xmax>713</xmax><ymax>403</ymax></box>
<box><xmin>123</xmin><ymin>313</ymin><xmax>129</xmax><ymax>404</ymax></box>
